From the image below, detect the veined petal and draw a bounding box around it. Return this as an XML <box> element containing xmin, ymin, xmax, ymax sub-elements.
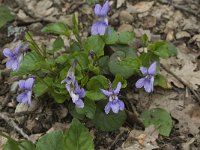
<box><xmin>3</xmin><ymin>48</ymin><xmax>14</xmax><ymax>58</ymax></box>
<box><xmin>19</xmin><ymin>80</ymin><xmax>26</xmax><ymax>89</ymax></box>
<box><xmin>94</xmin><ymin>4</ymin><xmax>102</xmax><ymax>16</ymax></box>
<box><xmin>27</xmin><ymin>91</ymin><xmax>32</xmax><ymax>106</ymax></box>
<box><xmin>150</xmin><ymin>76</ymin><xmax>154</xmax><ymax>92</ymax></box>
<box><xmin>25</xmin><ymin>78</ymin><xmax>35</xmax><ymax>90</ymax></box>
<box><xmin>118</xmin><ymin>100</ymin><xmax>125</xmax><ymax>111</ymax></box>
<box><xmin>6</xmin><ymin>59</ymin><xmax>15</xmax><ymax>69</ymax></box>
<box><xmin>135</xmin><ymin>78</ymin><xmax>145</xmax><ymax>88</ymax></box>
<box><xmin>97</xmin><ymin>22</ymin><xmax>107</xmax><ymax>35</ymax></box>
<box><xmin>75</xmin><ymin>99</ymin><xmax>84</xmax><ymax>108</ymax></box>
<box><xmin>104</xmin><ymin>102</ymin><xmax>111</xmax><ymax>114</ymax></box>
<box><xmin>144</xmin><ymin>78</ymin><xmax>152</xmax><ymax>93</ymax></box>
<box><xmin>100</xmin><ymin>89</ymin><xmax>112</xmax><ymax>96</ymax></box>
<box><xmin>17</xmin><ymin>92</ymin><xmax>28</xmax><ymax>104</ymax></box>
<box><xmin>110</xmin><ymin>101</ymin><xmax>120</xmax><ymax>113</ymax></box>
<box><xmin>101</xmin><ymin>0</ymin><xmax>109</xmax><ymax>16</ymax></box>
<box><xmin>140</xmin><ymin>66</ymin><xmax>148</xmax><ymax>75</ymax></box>
<box><xmin>114</xmin><ymin>82</ymin><xmax>121</xmax><ymax>95</ymax></box>
<box><xmin>11</xmin><ymin>59</ymin><xmax>20</xmax><ymax>71</ymax></box>
<box><xmin>148</xmin><ymin>61</ymin><xmax>157</xmax><ymax>75</ymax></box>
<box><xmin>91</xmin><ymin>22</ymin><xmax>99</xmax><ymax>35</ymax></box>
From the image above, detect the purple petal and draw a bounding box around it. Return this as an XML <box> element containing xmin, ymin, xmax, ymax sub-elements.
<box><xmin>144</xmin><ymin>78</ymin><xmax>152</xmax><ymax>93</ymax></box>
<box><xmin>140</xmin><ymin>66</ymin><xmax>148</xmax><ymax>75</ymax></box>
<box><xmin>25</xmin><ymin>78</ymin><xmax>35</xmax><ymax>90</ymax></box>
<box><xmin>110</xmin><ymin>101</ymin><xmax>120</xmax><ymax>113</ymax></box>
<box><xmin>114</xmin><ymin>82</ymin><xmax>121</xmax><ymax>94</ymax></box>
<box><xmin>3</xmin><ymin>48</ymin><xmax>14</xmax><ymax>58</ymax></box>
<box><xmin>94</xmin><ymin>4</ymin><xmax>102</xmax><ymax>16</ymax></box>
<box><xmin>101</xmin><ymin>0</ymin><xmax>110</xmax><ymax>16</ymax></box>
<box><xmin>135</xmin><ymin>78</ymin><xmax>145</xmax><ymax>88</ymax></box>
<box><xmin>70</xmin><ymin>92</ymin><xmax>79</xmax><ymax>103</ymax></box>
<box><xmin>14</xmin><ymin>42</ymin><xmax>22</xmax><ymax>54</ymax></box>
<box><xmin>97</xmin><ymin>22</ymin><xmax>107</xmax><ymax>36</ymax></box>
<box><xmin>75</xmin><ymin>99</ymin><xmax>84</xmax><ymax>108</ymax></box>
<box><xmin>19</xmin><ymin>80</ymin><xmax>26</xmax><ymax>89</ymax></box>
<box><xmin>104</xmin><ymin>102</ymin><xmax>111</xmax><ymax>114</ymax></box>
<box><xmin>11</xmin><ymin>59</ymin><xmax>20</xmax><ymax>71</ymax></box>
<box><xmin>148</xmin><ymin>61</ymin><xmax>157</xmax><ymax>75</ymax></box>
<box><xmin>91</xmin><ymin>22</ymin><xmax>99</xmax><ymax>35</ymax></box>
<box><xmin>100</xmin><ymin>89</ymin><xmax>112</xmax><ymax>96</ymax></box>
<box><xmin>6</xmin><ymin>59</ymin><xmax>15</xmax><ymax>69</ymax></box>
<box><xmin>118</xmin><ymin>100</ymin><xmax>125</xmax><ymax>111</ymax></box>
<box><xmin>150</xmin><ymin>76</ymin><xmax>154</xmax><ymax>92</ymax></box>
<box><xmin>17</xmin><ymin>92</ymin><xmax>28</xmax><ymax>104</ymax></box>
<box><xmin>76</xmin><ymin>86</ymin><xmax>85</xmax><ymax>98</ymax></box>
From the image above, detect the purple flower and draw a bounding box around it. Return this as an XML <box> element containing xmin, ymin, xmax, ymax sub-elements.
<box><xmin>100</xmin><ymin>82</ymin><xmax>124</xmax><ymax>114</ymax></box>
<box><xmin>91</xmin><ymin>0</ymin><xmax>110</xmax><ymax>35</ymax></box>
<box><xmin>67</xmin><ymin>82</ymin><xmax>85</xmax><ymax>108</ymax></box>
<box><xmin>3</xmin><ymin>43</ymin><xmax>27</xmax><ymax>71</ymax></box>
<box><xmin>135</xmin><ymin>61</ymin><xmax>157</xmax><ymax>93</ymax></box>
<box><xmin>61</xmin><ymin>63</ymin><xmax>85</xmax><ymax>108</ymax></box>
<box><xmin>17</xmin><ymin>78</ymin><xmax>35</xmax><ymax>106</ymax></box>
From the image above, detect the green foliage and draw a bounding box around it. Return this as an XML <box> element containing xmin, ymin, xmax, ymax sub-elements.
<box><xmin>93</xmin><ymin>105</ymin><xmax>127</xmax><ymax>131</ymax></box>
<box><xmin>118</xmin><ymin>31</ymin><xmax>135</xmax><ymax>44</ymax></box>
<box><xmin>65</xmin><ymin>119</ymin><xmax>94</xmax><ymax>150</ymax></box>
<box><xmin>83</xmin><ymin>35</ymin><xmax>105</xmax><ymax>58</ymax></box>
<box><xmin>3</xmin><ymin>140</ymin><xmax>19</xmax><ymax>150</ymax></box>
<box><xmin>140</xmin><ymin>108</ymin><xmax>173</xmax><ymax>136</ymax></box>
<box><xmin>41</xmin><ymin>22</ymin><xmax>70</xmax><ymax>37</ymax></box>
<box><xmin>154</xmin><ymin>74</ymin><xmax>168</xmax><ymax>88</ymax></box>
<box><xmin>148</xmin><ymin>41</ymin><xmax>177</xmax><ymax>59</ymax></box>
<box><xmin>112</xmin><ymin>74</ymin><xmax>127</xmax><ymax>89</ymax></box>
<box><xmin>0</xmin><ymin>6</ymin><xmax>14</xmax><ymax>28</ymax></box>
<box><xmin>49</xmin><ymin>37</ymin><xmax>64</xmax><ymax>53</ymax></box>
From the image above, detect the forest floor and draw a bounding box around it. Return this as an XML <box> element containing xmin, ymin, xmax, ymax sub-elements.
<box><xmin>0</xmin><ymin>0</ymin><xmax>200</xmax><ymax>149</ymax></box>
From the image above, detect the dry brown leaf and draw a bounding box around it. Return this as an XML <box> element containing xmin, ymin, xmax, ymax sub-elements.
<box><xmin>122</xmin><ymin>125</ymin><xmax>159</xmax><ymax>150</ymax></box>
<box><xmin>161</xmin><ymin>44</ymin><xmax>200</xmax><ymax>90</ymax></box>
<box><xmin>171</xmin><ymin>104</ymin><xmax>200</xmax><ymax>135</ymax></box>
<box><xmin>127</xmin><ymin>1</ymin><xmax>154</xmax><ymax>14</ymax></box>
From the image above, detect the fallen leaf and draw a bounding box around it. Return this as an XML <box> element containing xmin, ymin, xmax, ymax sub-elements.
<box><xmin>161</xmin><ymin>44</ymin><xmax>200</xmax><ymax>89</ymax></box>
<box><xmin>127</xmin><ymin>1</ymin><xmax>154</xmax><ymax>14</ymax></box>
<box><xmin>117</xmin><ymin>0</ymin><xmax>125</xmax><ymax>8</ymax></box>
<box><xmin>171</xmin><ymin>104</ymin><xmax>200</xmax><ymax>135</ymax></box>
<box><xmin>122</xmin><ymin>125</ymin><xmax>159</xmax><ymax>150</ymax></box>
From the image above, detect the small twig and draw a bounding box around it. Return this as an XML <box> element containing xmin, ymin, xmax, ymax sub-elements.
<box><xmin>161</xmin><ymin>64</ymin><xmax>200</xmax><ymax>102</ymax></box>
<box><xmin>0</xmin><ymin>113</ymin><xmax>35</xmax><ymax>144</ymax></box>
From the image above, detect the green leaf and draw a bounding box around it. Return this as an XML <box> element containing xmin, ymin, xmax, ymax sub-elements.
<box><xmin>76</xmin><ymin>99</ymin><xmax>96</xmax><ymax>119</ymax></box>
<box><xmin>118</xmin><ymin>31</ymin><xmax>135</xmax><ymax>44</ymax></box>
<box><xmin>98</xmin><ymin>56</ymin><xmax>110</xmax><ymax>74</ymax></box>
<box><xmin>55</xmin><ymin>54</ymin><xmax>69</xmax><ymax>64</ymax></box>
<box><xmin>65</xmin><ymin>119</ymin><xmax>94</xmax><ymax>150</ymax></box>
<box><xmin>36</xmin><ymin>131</ymin><xmax>65</xmax><ymax>150</ymax></box>
<box><xmin>154</xmin><ymin>74</ymin><xmax>168</xmax><ymax>88</ymax></box>
<box><xmin>51</xmin><ymin>37</ymin><xmax>64</xmax><ymax>52</ymax></box>
<box><xmin>86</xmin><ymin>90</ymin><xmax>106</xmax><ymax>101</ymax></box>
<box><xmin>33</xmin><ymin>77</ymin><xmax>52</xmax><ymax>97</ymax></box>
<box><xmin>3</xmin><ymin>140</ymin><xmax>19</xmax><ymax>150</ymax></box>
<box><xmin>103</xmin><ymin>28</ymin><xmax>118</xmax><ymax>45</ymax></box>
<box><xmin>41</xmin><ymin>22</ymin><xmax>70</xmax><ymax>37</ymax></box>
<box><xmin>19</xmin><ymin>141</ymin><xmax>36</xmax><ymax>150</ymax></box>
<box><xmin>0</xmin><ymin>6</ymin><xmax>14</xmax><ymax>28</ymax></box>
<box><xmin>86</xmin><ymin>75</ymin><xmax>108</xmax><ymax>90</ymax></box>
<box><xmin>93</xmin><ymin>106</ymin><xmax>127</xmax><ymax>131</ymax></box>
<box><xmin>141</xmin><ymin>34</ymin><xmax>149</xmax><ymax>47</ymax></box>
<box><xmin>68</xmin><ymin>102</ymin><xmax>85</xmax><ymax>120</ymax></box>
<box><xmin>140</xmin><ymin>108</ymin><xmax>173</xmax><ymax>136</ymax></box>
<box><xmin>72</xmin><ymin>14</ymin><xmax>79</xmax><ymax>34</ymax></box>
<box><xmin>51</xmin><ymin>90</ymin><xmax>68</xmax><ymax>103</ymax></box>
<box><xmin>108</xmin><ymin>51</ymin><xmax>140</xmax><ymax>79</ymax></box>
<box><xmin>148</xmin><ymin>41</ymin><xmax>177</xmax><ymax>59</ymax></box>
<box><xmin>112</xmin><ymin>74</ymin><xmax>127</xmax><ymax>89</ymax></box>
<box><xmin>83</xmin><ymin>35</ymin><xmax>105</xmax><ymax>58</ymax></box>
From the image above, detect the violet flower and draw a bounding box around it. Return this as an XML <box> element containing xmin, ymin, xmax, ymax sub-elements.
<box><xmin>100</xmin><ymin>82</ymin><xmax>124</xmax><ymax>114</ymax></box>
<box><xmin>61</xmin><ymin>64</ymin><xmax>85</xmax><ymax>108</ymax></box>
<box><xmin>3</xmin><ymin>42</ymin><xmax>27</xmax><ymax>71</ymax></box>
<box><xmin>17</xmin><ymin>78</ymin><xmax>35</xmax><ymax>106</ymax></box>
<box><xmin>91</xmin><ymin>0</ymin><xmax>110</xmax><ymax>35</ymax></box>
<box><xmin>135</xmin><ymin>61</ymin><xmax>157</xmax><ymax>93</ymax></box>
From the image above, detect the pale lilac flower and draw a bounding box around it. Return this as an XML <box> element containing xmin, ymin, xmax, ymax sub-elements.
<box><xmin>61</xmin><ymin>63</ymin><xmax>85</xmax><ymax>108</ymax></box>
<box><xmin>91</xmin><ymin>0</ymin><xmax>110</xmax><ymax>35</ymax></box>
<box><xmin>135</xmin><ymin>61</ymin><xmax>157</xmax><ymax>93</ymax></box>
<box><xmin>100</xmin><ymin>82</ymin><xmax>124</xmax><ymax>114</ymax></box>
<box><xmin>3</xmin><ymin>42</ymin><xmax>28</xmax><ymax>71</ymax></box>
<box><xmin>17</xmin><ymin>78</ymin><xmax>35</xmax><ymax>106</ymax></box>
